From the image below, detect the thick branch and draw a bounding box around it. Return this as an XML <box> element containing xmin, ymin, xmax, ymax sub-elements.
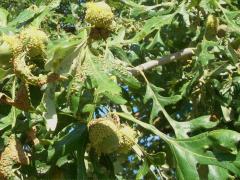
<box><xmin>129</xmin><ymin>48</ymin><xmax>196</xmax><ymax>74</ymax></box>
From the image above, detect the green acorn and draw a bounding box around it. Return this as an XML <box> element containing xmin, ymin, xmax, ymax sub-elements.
<box><xmin>0</xmin><ymin>35</ymin><xmax>23</xmax><ymax>69</ymax></box>
<box><xmin>19</xmin><ymin>26</ymin><xmax>48</xmax><ymax>57</ymax></box>
<box><xmin>88</xmin><ymin>118</ymin><xmax>121</xmax><ymax>154</ymax></box>
<box><xmin>205</xmin><ymin>14</ymin><xmax>219</xmax><ymax>40</ymax></box>
<box><xmin>118</xmin><ymin>125</ymin><xmax>138</xmax><ymax>154</ymax></box>
<box><xmin>1</xmin><ymin>35</ymin><xmax>23</xmax><ymax>56</ymax></box>
<box><xmin>85</xmin><ymin>1</ymin><xmax>114</xmax><ymax>29</ymax></box>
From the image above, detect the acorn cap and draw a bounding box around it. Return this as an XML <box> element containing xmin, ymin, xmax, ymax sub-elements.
<box><xmin>88</xmin><ymin>118</ymin><xmax>121</xmax><ymax>154</ymax></box>
<box><xmin>19</xmin><ymin>26</ymin><xmax>48</xmax><ymax>57</ymax></box>
<box><xmin>205</xmin><ymin>14</ymin><xmax>219</xmax><ymax>40</ymax></box>
<box><xmin>1</xmin><ymin>34</ymin><xmax>23</xmax><ymax>57</ymax></box>
<box><xmin>118</xmin><ymin>125</ymin><xmax>138</xmax><ymax>154</ymax></box>
<box><xmin>85</xmin><ymin>1</ymin><xmax>114</xmax><ymax>29</ymax></box>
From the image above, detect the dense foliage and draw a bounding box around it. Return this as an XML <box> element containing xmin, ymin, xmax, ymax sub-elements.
<box><xmin>0</xmin><ymin>0</ymin><xmax>240</xmax><ymax>179</ymax></box>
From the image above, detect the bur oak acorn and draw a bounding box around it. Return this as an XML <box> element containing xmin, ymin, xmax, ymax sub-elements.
<box><xmin>19</xmin><ymin>26</ymin><xmax>48</xmax><ymax>57</ymax></box>
<box><xmin>85</xmin><ymin>2</ymin><xmax>114</xmax><ymax>29</ymax></box>
<box><xmin>88</xmin><ymin>117</ymin><xmax>138</xmax><ymax>154</ymax></box>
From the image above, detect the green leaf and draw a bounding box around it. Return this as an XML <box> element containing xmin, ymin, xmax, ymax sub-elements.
<box><xmin>221</xmin><ymin>106</ymin><xmax>232</xmax><ymax>122</ymax></box>
<box><xmin>208</xmin><ymin>165</ymin><xmax>230</xmax><ymax>180</ymax></box>
<box><xmin>169</xmin><ymin>130</ymin><xmax>240</xmax><ymax>179</ymax></box>
<box><xmin>144</xmin><ymin>83</ymin><xmax>218</xmax><ymax>138</ymax></box>
<box><xmin>89</xmin><ymin>150</ymin><xmax>114</xmax><ymax>179</ymax></box>
<box><xmin>132</xmin><ymin>144</ymin><xmax>166</xmax><ymax>179</ymax></box>
<box><xmin>136</xmin><ymin>161</ymin><xmax>149</xmax><ymax>180</ymax></box>
<box><xmin>173</xmin><ymin>115</ymin><xmax>219</xmax><ymax>138</ymax></box>
<box><xmin>77</xmin><ymin>137</ymin><xmax>89</xmax><ymax>180</ymax></box>
<box><xmin>105</xmin><ymin>48</ymin><xmax>141</xmax><ymax>89</ymax></box>
<box><xmin>110</xmin><ymin>46</ymin><xmax>130</xmax><ymax>64</ymax></box>
<box><xmin>55</xmin><ymin>155</ymin><xmax>69</xmax><ymax>167</ymax></box>
<box><xmin>199</xmin><ymin>0</ymin><xmax>217</xmax><ymax>13</ymax></box>
<box><xmin>69</xmin><ymin>89</ymin><xmax>82</xmax><ymax>115</ymax></box>
<box><xmin>0</xmin><ymin>68</ymin><xmax>8</xmax><ymax>79</ymax></box>
<box><xmin>45</xmin><ymin>37</ymin><xmax>86</xmax><ymax>75</ymax></box>
<box><xmin>113</xmin><ymin>69</ymin><xmax>141</xmax><ymax>89</ymax></box>
<box><xmin>146</xmin><ymin>30</ymin><xmax>164</xmax><ymax>50</ymax></box>
<box><xmin>117</xmin><ymin>112</ymin><xmax>240</xmax><ymax>179</ymax></box>
<box><xmin>47</xmin><ymin>123</ymin><xmax>88</xmax><ymax>163</ymax></box>
<box><xmin>35</xmin><ymin>160</ymin><xmax>51</xmax><ymax>175</ymax></box>
<box><xmin>197</xmin><ymin>40</ymin><xmax>217</xmax><ymax>66</ymax></box>
<box><xmin>31</xmin><ymin>0</ymin><xmax>61</xmax><ymax>27</ymax></box>
<box><xmin>122</xmin><ymin>0</ymin><xmax>165</xmax><ymax>18</ymax></box>
<box><xmin>102</xmin><ymin>91</ymin><xmax>127</xmax><ymax>104</ymax></box>
<box><xmin>178</xmin><ymin>2</ymin><xmax>190</xmax><ymax>27</ymax></box>
<box><xmin>9</xmin><ymin>5</ymin><xmax>42</xmax><ymax>26</ymax></box>
<box><xmin>144</xmin><ymin>83</ymin><xmax>182</xmax><ymax>122</ymax></box>
<box><xmin>222</xmin><ymin>9</ymin><xmax>240</xmax><ymax>34</ymax></box>
<box><xmin>0</xmin><ymin>107</ymin><xmax>21</xmax><ymax>131</ymax></box>
<box><xmin>126</xmin><ymin>14</ymin><xmax>175</xmax><ymax>44</ymax></box>
<box><xmin>82</xmin><ymin>104</ymin><xmax>95</xmax><ymax>113</ymax></box>
<box><xmin>0</xmin><ymin>8</ymin><xmax>9</xmax><ymax>27</ymax></box>
<box><xmin>148</xmin><ymin>152</ymin><xmax>166</xmax><ymax>166</ymax></box>
<box><xmin>108</xmin><ymin>28</ymin><xmax>126</xmax><ymax>47</ymax></box>
<box><xmin>86</xmin><ymin>49</ymin><xmax>127</xmax><ymax>105</ymax></box>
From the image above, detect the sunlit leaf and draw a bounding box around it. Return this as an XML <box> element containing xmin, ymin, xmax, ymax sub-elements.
<box><xmin>126</xmin><ymin>14</ymin><xmax>175</xmax><ymax>43</ymax></box>
<box><xmin>117</xmin><ymin>112</ymin><xmax>240</xmax><ymax>179</ymax></box>
<box><xmin>0</xmin><ymin>8</ymin><xmax>8</xmax><ymax>27</ymax></box>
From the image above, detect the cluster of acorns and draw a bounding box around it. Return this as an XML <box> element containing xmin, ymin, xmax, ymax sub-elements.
<box><xmin>0</xmin><ymin>135</ymin><xmax>29</xmax><ymax>179</ymax></box>
<box><xmin>88</xmin><ymin>117</ymin><xmax>138</xmax><ymax>154</ymax></box>
<box><xmin>0</xmin><ymin>26</ymin><xmax>48</xmax><ymax>67</ymax></box>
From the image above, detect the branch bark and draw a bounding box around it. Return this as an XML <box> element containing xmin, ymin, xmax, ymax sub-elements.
<box><xmin>129</xmin><ymin>47</ymin><xmax>196</xmax><ymax>74</ymax></box>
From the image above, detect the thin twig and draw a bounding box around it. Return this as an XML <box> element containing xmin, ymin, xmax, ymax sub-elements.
<box><xmin>129</xmin><ymin>47</ymin><xmax>196</xmax><ymax>74</ymax></box>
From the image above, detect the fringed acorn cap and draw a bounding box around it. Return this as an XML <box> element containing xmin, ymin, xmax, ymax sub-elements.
<box><xmin>88</xmin><ymin>116</ymin><xmax>138</xmax><ymax>155</ymax></box>
<box><xmin>0</xmin><ymin>135</ymin><xmax>29</xmax><ymax>179</ymax></box>
<box><xmin>85</xmin><ymin>1</ymin><xmax>114</xmax><ymax>29</ymax></box>
<box><xmin>1</xmin><ymin>34</ymin><xmax>23</xmax><ymax>57</ymax></box>
<box><xmin>119</xmin><ymin>124</ymin><xmax>138</xmax><ymax>154</ymax></box>
<box><xmin>205</xmin><ymin>14</ymin><xmax>219</xmax><ymax>40</ymax></box>
<box><xmin>19</xmin><ymin>26</ymin><xmax>48</xmax><ymax>57</ymax></box>
<box><xmin>88</xmin><ymin>117</ymin><xmax>121</xmax><ymax>154</ymax></box>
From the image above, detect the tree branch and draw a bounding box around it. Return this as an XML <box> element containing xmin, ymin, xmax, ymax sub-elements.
<box><xmin>129</xmin><ymin>48</ymin><xmax>196</xmax><ymax>74</ymax></box>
